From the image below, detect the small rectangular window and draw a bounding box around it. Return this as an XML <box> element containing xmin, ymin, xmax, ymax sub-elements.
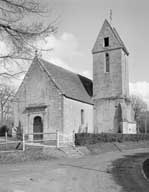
<box><xmin>105</xmin><ymin>53</ymin><xmax>110</xmax><ymax>73</ymax></box>
<box><xmin>81</xmin><ymin>109</ymin><xmax>85</xmax><ymax>125</ymax></box>
<box><xmin>104</xmin><ymin>37</ymin><xmax>109</xmax><ymax>47</ymax></box>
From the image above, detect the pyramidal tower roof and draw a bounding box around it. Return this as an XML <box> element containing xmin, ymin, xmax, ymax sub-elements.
<box><xmin>92</xmin><ymin>19</ymin><xmax>129</xmax><ymax>55</ymax></box>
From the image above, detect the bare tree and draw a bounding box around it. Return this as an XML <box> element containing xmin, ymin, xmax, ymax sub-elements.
<box><xmin>130</xmin><ymin>95</ymin><xmax>148</xmax><ymax>133</ymax></box>
<box><xmin>131</xmin><ymin>95</ymin><xmax>147</xmax><ymax>120</ymax></box>
<box><xmin>0</xmin><ymin>0</ymin><xmax>57</xmax><ymax>78</ymax></box>
<box><xmin>0</xmin><ymin>84</ymin><xmax>15</xmax><ymax>125</ymax></box>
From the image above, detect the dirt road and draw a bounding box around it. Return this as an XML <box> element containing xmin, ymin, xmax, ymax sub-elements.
<box><xmin>0</xmin><ymin>148</ymin><xmax>148</xmax><ymax>192</ymax></box>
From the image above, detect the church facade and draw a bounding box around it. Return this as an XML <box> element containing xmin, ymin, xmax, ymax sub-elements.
<box><xmin>13</xmin><ymin>19</ymin><xmax>136</xmax><ymax>137</ymax></box>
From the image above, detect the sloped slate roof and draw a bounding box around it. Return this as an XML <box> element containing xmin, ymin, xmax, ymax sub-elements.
<box><xmin>112</xmin><ymin>27</ymin><xmax>129</xmax><ymax>55</ymax></box>
<box><xmin>38</xmin><ymin>58</ymin><xmax>93</xmax><ymax>105</ymax></box>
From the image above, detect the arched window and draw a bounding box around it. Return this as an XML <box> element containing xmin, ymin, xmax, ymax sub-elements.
<box><xmin>105</xmin><ymin>53</ymin><xmax>110</xmax><ymax>73</ymax></box>
<box><xmin>81</xmin><ymin>109</ymin><xmax>85</xmax><ymax>125</ymax></box>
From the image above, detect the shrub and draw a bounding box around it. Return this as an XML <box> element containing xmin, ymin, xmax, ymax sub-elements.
<box><xmin>0</xmin><ymin>125</ymin><xmax>8</xmax><ymax>136</ymax></box>
<box><xmin>7</xmin><ymin>128</ymin><xmax>12</xmax><ymax>137</ymax></box>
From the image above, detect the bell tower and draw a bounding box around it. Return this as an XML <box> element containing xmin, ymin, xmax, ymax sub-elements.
<box><xmin>92</xmin><ymin>19</ymin><xmax>135</xmax><ymax>133</ymax></box>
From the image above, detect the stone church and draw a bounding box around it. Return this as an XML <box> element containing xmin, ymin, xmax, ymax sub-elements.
<box><xmin>13</xmin><ymin>19</ymin><xmax>136</xmax><ymax>137</ymax></box>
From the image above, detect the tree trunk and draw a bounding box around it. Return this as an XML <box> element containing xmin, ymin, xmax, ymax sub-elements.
<box><xmin>0</xmin><ymin>105</ymin><xmax>3</xmax><ymax>125</ymax></box>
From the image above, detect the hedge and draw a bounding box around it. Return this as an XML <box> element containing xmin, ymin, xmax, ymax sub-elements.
<box><xmin>75</xmin><ymin>133</ymin><xmax>149</xmax><ymax>146</ymax></box>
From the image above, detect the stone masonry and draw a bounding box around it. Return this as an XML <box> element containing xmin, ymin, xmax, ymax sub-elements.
<box><xmin>92</xmin><ymin>19</ymin><xmax>136</xmax><ymax>133</ymax></box>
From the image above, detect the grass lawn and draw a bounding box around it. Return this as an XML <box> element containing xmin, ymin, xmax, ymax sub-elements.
<box><xmin>0</xmin><ymin>146</ymin><xmax>57</xmax><ymax>164</ymax></box>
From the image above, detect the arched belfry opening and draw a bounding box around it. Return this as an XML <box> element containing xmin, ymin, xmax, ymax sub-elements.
<box><xmin>33</xmin><ymin>116</ymin><xmax>43</xmax><ymax>140</ymax></box>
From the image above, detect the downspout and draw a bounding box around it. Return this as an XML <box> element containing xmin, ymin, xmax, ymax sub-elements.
<box><xmin>61</xmin><ymin>95</ymin><xmax>64</xmax><ymax>133</ymax></box>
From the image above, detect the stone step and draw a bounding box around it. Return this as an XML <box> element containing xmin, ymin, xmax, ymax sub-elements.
<box><xmin>59</xmin><ymin>146</ymin><xmax>84</xmax><ymax>158</ymax></box>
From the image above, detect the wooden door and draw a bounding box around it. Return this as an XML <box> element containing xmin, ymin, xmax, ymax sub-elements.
<box><xmin>33</xmin><ymin>116</ymin><xmax>43</xmax><ymax>141</ymax></box>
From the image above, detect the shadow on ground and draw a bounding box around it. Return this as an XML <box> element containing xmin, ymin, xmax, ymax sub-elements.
<box><xmin>112</xmin><ymin>153</ymin><xmax>149</xmax><ymax>192</ymax></box>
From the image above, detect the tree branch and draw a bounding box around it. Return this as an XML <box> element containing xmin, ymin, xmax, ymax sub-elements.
<box><xmin>0</xmin><ymin>0</ymin><xmax>57</xmax><ymax>71</ymax></box>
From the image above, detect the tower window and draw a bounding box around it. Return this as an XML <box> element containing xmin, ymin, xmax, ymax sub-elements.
<box><xmin>81</xmin><ymin>109</ymin><xmax>85</xmax><ymax>125</ymax></box>
<box><xmin>105</xmin><ymin>53</ymin><xmax>110</xmax><ymax>73</ymax></box>
<box><xmin>104</xmin><ymin>37</ymin><xmax>109</xmax><ymax>47</ymax></box>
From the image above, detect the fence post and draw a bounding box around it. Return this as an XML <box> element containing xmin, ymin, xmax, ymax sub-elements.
<box><xmin>56</xmin><ymin>130</ymin><xmax>59</xmax><ymax>148</ymax></box>
<box><xmin>22</xmin><ymin>133</ymin><xmax>25</xmax><ymax>151</ymax></box>
<box><xmin>5</xmin><ymin>131</ymin><xmax>8</xmax><ymax>150</ymax></box>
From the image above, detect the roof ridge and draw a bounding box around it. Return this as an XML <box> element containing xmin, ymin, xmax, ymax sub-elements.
<box><xmin>39</xmin><ymin>58</ymin><xmax>92</xmax><ymax>82</ymax></box>
<box><xmin>104</xmin><ymin>20</ymin><xmax>122</xmax><ymax>44</ymax></box>
<box><xmin>106</xmin><ymin>20</ymin><xmax>129</xmax><ymax>55</ymax></box>
<box><xmin>39</xmin><ymin>58</ymin><xmax>77</xmax><ymax>76</ymax></box>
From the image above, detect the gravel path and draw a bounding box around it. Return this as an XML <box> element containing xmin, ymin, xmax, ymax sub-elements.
<box><xmin>0</xmin><ymin>148</ymin><xmax>148</xmax><ymax>192</ymax></box>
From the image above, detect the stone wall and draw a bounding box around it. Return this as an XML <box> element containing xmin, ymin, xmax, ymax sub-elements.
<box><xmin>93</xmin><ymin>49</ymin><xmax>123</xmax><ymax>99</ymax></box>
<box><xmin>121</xmin><ymin>51</ymin><xmax>129</xmax><ymax>97</ymax></box>
<box><xmin>14</xmin><ymin>61</ymin><xmax>63</xmax><ymax>135</ymax></box>
<box><xmin>63</xmin><ymin>97</ymin><xmax>93</xmax><ymax>134</ymax></box>
<box><xmin>94</xmin><ymin>99</ymin><xmax>117</xmax><ymax>133</ymax></box>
